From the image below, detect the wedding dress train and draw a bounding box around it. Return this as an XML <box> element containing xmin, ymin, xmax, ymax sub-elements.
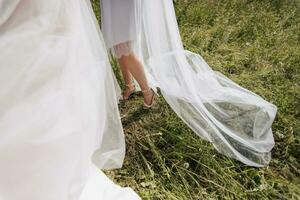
<box><xmin>101</xmin><ymin>0</ymin><xmax>277</xmax><ymax>167</ymax></box>
<box><xmin>0</xmin><ymin>0</ymin><xmax>140</xmax><ymax>199</ymax></box>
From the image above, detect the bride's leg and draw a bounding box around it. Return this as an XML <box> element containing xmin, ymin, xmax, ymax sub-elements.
<box><xmin>118</xmin><ymin>58</ymin><xmax>136</xmax><ymax>100</ymax></box>
<box><xmin>118</xmin><ymin>58</ymin><xmax>133</xmax><ymax>85</ymax></box>
<box><xmin>119</xmin><ymin>54</ymin><xmax>155</xmax><ymax>105</ymax></box>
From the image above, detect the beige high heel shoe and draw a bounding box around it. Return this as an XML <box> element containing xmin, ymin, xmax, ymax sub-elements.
<box><xmin>142</xmin><ymin>87</ymin><xmax>158</xmax><ymax>109</ymax></box>
<box><xmin>123</xmin><ymin>82</ymin><xmax>136</xmax><ymax>100</ymax></box>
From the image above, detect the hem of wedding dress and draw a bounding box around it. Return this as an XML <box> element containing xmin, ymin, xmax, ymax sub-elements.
<box><xmin>111</xmin><ymin>40</ymin><xmax>135</xmax><ymax>59</ymax></box>
<box><xmin>79</xmin><ymin>164</ymin><xmax>141</xmax><ymax>200</ymax></box>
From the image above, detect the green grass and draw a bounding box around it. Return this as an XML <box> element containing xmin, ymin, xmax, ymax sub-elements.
<box><xmin>92</xmin><ymin>0</ymin><xmax>300</xmax><ymax>199</ymax></box>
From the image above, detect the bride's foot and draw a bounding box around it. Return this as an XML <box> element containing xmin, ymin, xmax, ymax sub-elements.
<box><xmin>142</xmin><ymin>88</ymin><xmax>157</xmax><ymax>109</ymax></box>
<box><xmin>123</xmin><ymin>83</ymin><xmax>136</xmax><ymax>100</ymax></box>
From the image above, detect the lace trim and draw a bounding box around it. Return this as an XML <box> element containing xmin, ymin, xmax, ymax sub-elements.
<box><xmin>112</xmin><ymin>41</ymin><xmax>134</xmax><ymax>59</ymax></box>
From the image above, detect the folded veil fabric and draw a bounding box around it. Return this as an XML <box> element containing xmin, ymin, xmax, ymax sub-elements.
<box><xmin>101</xmin><ymin>0</ymin><xmax>277</xmax><ymax>167</ymax></box>
<box><xmin>0</xmin><ymin>0</ymin><xmax>140</xmax><ymax>199</ymax></box>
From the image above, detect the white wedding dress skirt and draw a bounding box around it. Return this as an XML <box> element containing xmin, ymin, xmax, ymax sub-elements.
<box><xmin>0</xmin><ymin>0</ymin><xmax>140</xmax><ymax>199</ymax></box>
<box><xmin>100</xmin><ymin>0</ymin><xmax>141</xmax><ymax>58</ymax></box>
<box><xmin>101</xmin><ymin>0</ymin><xmax>277</xmax><ymax>167</ymax></box>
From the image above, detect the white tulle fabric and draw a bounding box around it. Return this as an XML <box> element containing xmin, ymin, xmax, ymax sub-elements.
<box><xmin>101</xmin><ymin>0</ymin><xmax>277</xmax><ymax>167</ymax></box>
<box><xmin>0</xmin><ymin>0</ymin><xmax>140</xmax><ymax>199</ymax></box>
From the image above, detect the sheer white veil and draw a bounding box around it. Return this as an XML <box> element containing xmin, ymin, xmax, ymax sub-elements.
<box><xmin>139</xmin><ymin>0</ymin><xmax>277</xmax><ymax>167</ymax></box>
<box><xmin>0</xmin><ymin>0</ymin><xmax>125</xmax><ymax>171</ymax></box>
<box><xmin>101</xmin><ymin>0</ymin><xmax>277</xmax><ymax>167</ymax></box>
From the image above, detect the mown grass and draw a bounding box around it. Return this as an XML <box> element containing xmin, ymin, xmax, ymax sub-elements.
<box><xmin>92</xmin><ymin>0</ymin><xmax>300</xmax><ymax>199</ymax></box>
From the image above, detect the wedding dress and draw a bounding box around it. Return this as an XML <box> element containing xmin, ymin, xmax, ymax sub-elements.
<box><xmin>0</xmin><ymin>0</ymin><xmax>140</xmax><ymax>199</ymax></box>
<box><xmin>101</xmin><ymin>0</ymin><xmax>277</xmax><ymax>167</ymax></box>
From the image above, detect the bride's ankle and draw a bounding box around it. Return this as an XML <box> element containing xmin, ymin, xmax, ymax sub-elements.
<box><xmin>125</xmin><ymin>82</ymin><xmax>135</xmax><ymax>90</ymax></box>
<box><xmin>122</xmin><ymin>82</ymin><xmax>136</xmax><ymax>100</ymax></box>
<box><xmin>141</xmin><ymin>87</ymin><xmax>152</xmax><ymax>96</ymax></box>
<box><xmin>142</xmin><ymin>88</ymin><xmax>155</xmax><ymax>103</ymax></box>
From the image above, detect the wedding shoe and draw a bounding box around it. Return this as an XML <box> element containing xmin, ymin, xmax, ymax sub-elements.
<box><xmin>142</xmin><ymin>87</ymin><xmax>158</xmax><ymax>109</ymax></box>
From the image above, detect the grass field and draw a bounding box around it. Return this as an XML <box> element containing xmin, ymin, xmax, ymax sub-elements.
<box><xmin>92</xmin><ymin>0</ymin><xmax>300</xmax><ymax>199</ymax></box>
